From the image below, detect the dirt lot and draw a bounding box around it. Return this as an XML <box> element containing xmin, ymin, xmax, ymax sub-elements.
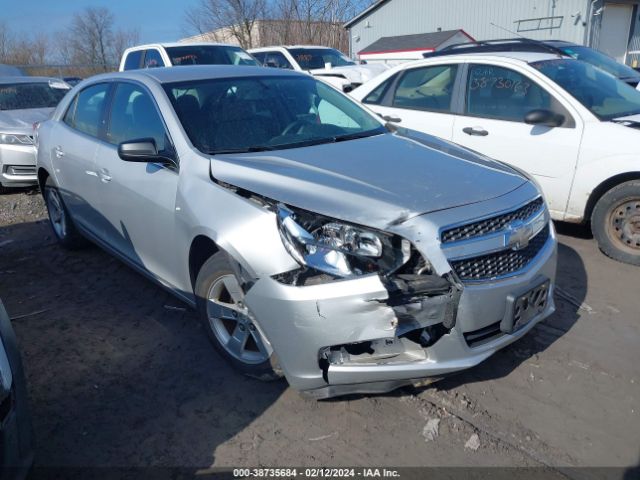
<box><xmin>0</xmin><ymin>189</ymin><xmax>638</xmax><ymax>477</ymax></box>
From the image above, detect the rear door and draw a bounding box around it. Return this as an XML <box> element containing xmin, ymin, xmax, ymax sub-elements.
<box><xmin>52</xmin><ymin>82</ymin><xmax>111</xmax><ymax>235</ymax></box>
<box><xmin>362</xmin><ymin>63</ymin><xmax>460</xmax><ymax>140</ymax></box>
<box><xmin>94</xmin><ymin>81</ymin><xmax>181</xmax><ymax>287</ymax></box>
<box><xmin>451</xmin><ymin>62</ymin><xmax>583</xmax><ymax>217</ymax></box>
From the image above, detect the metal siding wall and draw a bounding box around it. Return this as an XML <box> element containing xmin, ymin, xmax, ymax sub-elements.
<box><xmin>349</xmin><ymin>0</ymin><xmax>589</xmax><ymax>57</ymax></box>
<box><xmin>626</xmin><ymin>3</ymin><xmax>640</xmax><ymax>66</ymax></box>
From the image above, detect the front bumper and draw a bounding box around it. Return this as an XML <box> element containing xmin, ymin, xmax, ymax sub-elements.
<box><xmin>0</xmin><ymin>144</ymin><xmax>38</xmax><ymax>188</ymax></box>
<box><xmin>244</xmin><ymin>225</ymin><xmax>557</xmax><ymax>398</ymax></box>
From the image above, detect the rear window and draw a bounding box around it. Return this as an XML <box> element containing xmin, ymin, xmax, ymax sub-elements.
<box><xmin>0</xmin><ymin>81</ymin><xmax>69</xmax><ymax>110</ymax></box>
<box><xmin>164</xmin><ymin>45</ymin><xmax>258</xmax><ymax>66</ymax></box>
<box><xmin>123</xmin><ymin>50</ymin><xmax>143</xmax><ymax>70</ymax></box>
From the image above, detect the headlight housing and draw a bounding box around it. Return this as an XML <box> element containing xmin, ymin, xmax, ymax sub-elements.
<box><xmin>0</xmin><ymin>133</ymin><xmax>34</xmax><ymax>145</ymax></box>
<box><xmin>277</xmin><ymin>204</ymin><xmax>412</xmax><ymax>277</ymax></box>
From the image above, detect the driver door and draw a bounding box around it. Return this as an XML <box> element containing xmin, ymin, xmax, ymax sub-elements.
<box><xmin>93</xmin><ymin>81</ymin><xmax>182</xmax><ymax>288</ymax></box>
<box><xmin>451</xmin><ymin>63</ymin><xmax>583</xmax><ymax>217</ymax></box>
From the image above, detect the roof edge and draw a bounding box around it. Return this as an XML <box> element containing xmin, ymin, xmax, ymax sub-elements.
<box><xmin>344</xmin><ymin>0</ymin><xmax>392</xmax><ymax>29</ymax></box>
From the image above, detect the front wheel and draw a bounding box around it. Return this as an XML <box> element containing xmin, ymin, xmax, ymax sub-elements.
<box><xmin>195</xmin><ymin>252</ymin><xmax>282</xmax><ymax>381</ymax></box>
<box><xmin>591</xmin><ymin>180</ymin><xmax>640</xmax><ymax>266</ymax></box>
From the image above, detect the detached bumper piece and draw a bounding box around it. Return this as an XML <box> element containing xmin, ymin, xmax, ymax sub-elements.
<box><xmin>317</xmin><ymin>273</ymin><xmax>462</xmax><ymax>393</ymax></box>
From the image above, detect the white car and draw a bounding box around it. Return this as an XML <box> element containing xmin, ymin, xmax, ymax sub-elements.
<box><xmin>119</xmin><ymin>43</ymin><xmax>259</xmax><ymax>71</ymax></box>
<box><xmin>351</xmin><ymin>52</ymin><xmax>640</xmax><ymax>265</ymax></box>
<box><xmin>249</xmin><ymin>45</ymin><xmax>388</xmax><ymax>92</ymax></box>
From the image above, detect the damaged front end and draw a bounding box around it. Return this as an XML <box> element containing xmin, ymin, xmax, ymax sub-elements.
<box><xmin>255</xmin><ymin>203</ymin><xmax>465</xmax><ymax>397</ymax></box>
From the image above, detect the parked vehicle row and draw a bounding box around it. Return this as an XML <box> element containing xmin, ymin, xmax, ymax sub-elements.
<box><xmin>1</xmin><ymin>37</ymin><xmax>638</xmax><ymax>401</ymax></box>
<box><xmin>351</xmin><ymin>50</ymin><xmax>640</xmax><ymax>265</ymax></box>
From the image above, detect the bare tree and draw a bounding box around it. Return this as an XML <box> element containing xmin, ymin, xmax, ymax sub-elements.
<box><xmin>185</xmin><ymin>0</ymin><xmax>268</xmax><ymax>48</ymax></box>
<box><xmin>54</xmin><ymin>7</ymin><xmax>138</xmax><ymax>71</ymax></box>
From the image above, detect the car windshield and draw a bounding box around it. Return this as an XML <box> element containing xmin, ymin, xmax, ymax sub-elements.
<box><xmin>164</xmin><ymin>75</ymin><xmax>385</xmax><ymax>154</ymax></box>
<box><xmin>555</xmin><ymin>44</ymin><xmax>640</xmax><ymax>80</ymax></box>
<box><xmin>0</xmin><ymin>81</ymin><xmax>69</xmax><ymax>110</ymax></box>
<box><xmin>164</xmin><ymin>45</ymin><xmax>259</xmax><ymax>66</ymax></box>
<box><xmin>288</xmin><ymin>48</ymin><xmax>355</xmax><ymax>70</ymax></box>
<box><xmin>531</xmin><ymin>59</ymin><xmax>640</xmax><ymax>120</ymax></box>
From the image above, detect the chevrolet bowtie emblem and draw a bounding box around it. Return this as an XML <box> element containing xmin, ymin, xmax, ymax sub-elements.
<box><xmin>505</xmin><ymin>220</ymin><xmax>533</xmax><ymax>250</ymax></box>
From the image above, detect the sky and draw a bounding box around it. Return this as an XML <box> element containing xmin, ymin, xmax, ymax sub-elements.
<box><xmin>1</xmin><ymin>0</ymin><xmax>201</xmax><ymax>44</ymax></box>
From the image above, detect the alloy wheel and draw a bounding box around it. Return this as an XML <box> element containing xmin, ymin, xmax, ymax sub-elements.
<box><xmin>206</xmin><ymin>274</ymin><xmax>271</xmax><ymax>365</ymax></box>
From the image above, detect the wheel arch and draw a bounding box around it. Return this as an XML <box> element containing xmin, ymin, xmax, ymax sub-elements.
<box><xmin>188</xmin><ymin>235</ymin><xmax>219</xmax><ymax>293</ymax></box>
<box><xmin>585</xmin><ymin>172</ymin><xmax>640</xmax><ymax>223</ymax></box>
<box><xmin>37</xmin><ymin>167</ymin><xmax>50</xmax><ymax>192</ymax></box>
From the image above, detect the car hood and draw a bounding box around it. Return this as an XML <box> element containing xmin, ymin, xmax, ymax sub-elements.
<box><xmin>210</xmin><ymin>130</ymin><xmax>528</xmax><ymax>230</ymax></box>
<box><xmin>310</xmin><ymin>64</ymin><xmax>388</xmax><ymax>84</ymax></box>
<box><xmin>0</xmin><ymin>108</ymin><xmax>55</xmax><ymax>131</ymax></box>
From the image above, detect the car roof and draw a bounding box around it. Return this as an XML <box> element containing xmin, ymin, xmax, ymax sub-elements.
<box><xmin>88</xmin><ymin>65</ymin><xmax>306</xmax><ymax>84</ymax></box>
<box><xmin>0</xmin><ymin>76</ymin><xmax>69</xmax><ymax>85</ymax></box>
<box><xmin>250</xmin><ymin>45</ymin><xmax>336</xmax><ymax>51</ymax></box>
<box><xmin>421</xmin><ymin>51</ymin><xmax>562</xmax><ymax>64</ymax></box>
<box><xmin>127</xmin><ymin>42</ymin><xmax>241</xmax><ymax>51</ymax></box>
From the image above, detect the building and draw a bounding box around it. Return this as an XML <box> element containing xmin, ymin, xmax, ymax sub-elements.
<box><xmin>358</xmin><ymin>29</ymin><xmax>474</xmax><ymax>63</ymax></box>
<box><xmin>345</xmin><ymin>0</ymin><xmax>640</xmax><ymax>66</ymax></box>
<box><xmin>181</xmin><ymin>19</ymin><xmax>349</xmax><ymax>52</ymax></box>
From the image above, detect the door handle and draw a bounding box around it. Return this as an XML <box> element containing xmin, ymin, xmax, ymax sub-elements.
<box><xmin>382</xmin><ymin>115</ymin><xmax>402</xmax><ymax>123</ymax></box>
<box><xmin>54</xmin><ymin>146</ymin><xmax>65</xmax><ymax>158</ymax></box>
<box><xmin>462</xmin><ymin>127</ymin><xmax>489</xmax><ymax>136</ymax></box>
<box><xmin>98</xmin><ymin>168</ymin><xmax>112</xmax><ymax>183</ymax></box>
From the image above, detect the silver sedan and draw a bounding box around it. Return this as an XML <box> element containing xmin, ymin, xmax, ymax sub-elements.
<box><xmin>36</xmin><ymin>66</ymin><xmax>556</xmax><ymax>398</ymax></box>
<box><xmin>0</xmin><ymin>76</ymin><xmax>70</xmax><ymax>191</ymax></box>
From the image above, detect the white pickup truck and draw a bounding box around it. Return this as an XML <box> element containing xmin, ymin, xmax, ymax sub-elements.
<box><xmin>119</xmin><ymin>43</ymin><xmax>260</xmax><ymax>71</ymax></box>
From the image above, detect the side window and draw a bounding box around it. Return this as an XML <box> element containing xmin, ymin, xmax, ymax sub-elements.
<box><xmin>106</xmin><ymin>83</ymin><xmax>168</xmax><ymax>153</ymax></box>
<box><xmin>466</xmin><ymin>64</ymin><xmax>552</xmax><ymax>122</ymax></box>
<box><xmin>63</xmin><ymin>96</ymin><xmax>78</xmax><ymax>127</ymax></box>
<box><xmin>392</xmin><ymin>64</ymin><xmax>458</xmax><ymax>112</ymax></box>
<box><xmin>123</xmin><ymin>50</ymin><xmax>143</xmax><ymax>70</ymax></box>
<box><xmin>143</xmin><ymin>49</ymin><xmax>164</xmax><ymax>69</ymax></box>
<box><xmin>68</xmin><ymin>83</ymin><xmax>110</xmax><ymax>137</ymax></box>
<box><xmin>264</xmin><ymin>52</ymin><xmax>292</xmax><ymax>69</ymax></box>
<box><xmin>363</xmin><ymin>73</ymin><xmax>398</xmax><ymax>105</ymax></box>
<box><xmin>252</xmin><ymin>52</ymin><xmax>267</xmax><ymax>65</ymax></box>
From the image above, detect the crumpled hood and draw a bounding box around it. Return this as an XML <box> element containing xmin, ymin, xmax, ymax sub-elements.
<box><xmin>210</xmin><ymin>130</ymin><xmax>528</xmax><ymax>229</ymax></box>
<box><xmin>0</xmin><ymin>107</ymin><xmax>55</xmax><ymax>132</ymax></box>
<box><xmin>310</xmin><ymin>64</ymin><xmax>389</xmax><ymax>84</ymax></box>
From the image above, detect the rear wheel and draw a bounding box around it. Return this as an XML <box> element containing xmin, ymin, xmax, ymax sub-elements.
<box><xmin>44</xmin><ymin>176</ymin><xmax>88</xmax><ymax>250</ymax></box>
<box><xmin>195</xmin><ymin>252</ymin><xmax>282</xmax><ymax>381</ymax></box>
<box><xmin>591</xmin><ymin>180</ymin><xmax>640</xmax><ymax>266</ymax></box>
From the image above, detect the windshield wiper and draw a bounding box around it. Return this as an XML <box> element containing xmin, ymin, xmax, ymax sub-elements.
<box><xmin>331</xmin><ymin>129</ymin><xmax>385</xmax><ymax>143</ymax></box>
<box><xmin>207</xmin><ymin>145</ymin><xmax>276</xmax><ymax>155</ymax></box>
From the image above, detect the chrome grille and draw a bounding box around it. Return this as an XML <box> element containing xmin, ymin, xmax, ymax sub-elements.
<box><xmin>441</xmin><ymin>197</ymin><xmax>544</xmax><ymax>244</ymax></box>
<box><xmin>451</xmin><ymin>225</ymin><xmax>550</xmax><ymax>282</ymax></box>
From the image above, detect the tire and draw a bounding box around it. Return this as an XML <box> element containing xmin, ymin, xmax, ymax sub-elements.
<box><xmin>591</xmin><ymin>180</ymin><xmax>640</xmax><ymax>266</ymax></box>
<box><xmin>195</xmin><ymin>252</ymin><xmax>283</xmax><ymax>381</ymax></box>
<box><xmin>43</xmin><ymin>176</ymin><xmax>88</xmax><ymax>250</ymax></box>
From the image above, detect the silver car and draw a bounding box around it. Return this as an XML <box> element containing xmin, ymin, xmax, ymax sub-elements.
<box><xmin>0</xmin><ymin>76</ymin><xmax>70</xmax><ymax>191</ymax></box>
<box><xmin>36</xmin><ymin>66</ymin><xmax>557</xmax><ymax>398</ymax></box>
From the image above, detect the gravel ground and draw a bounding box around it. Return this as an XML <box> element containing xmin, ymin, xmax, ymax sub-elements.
<box><xmin>0</xmin><ymin>190</ymin><xmax>638</xmax><ymax>478</ymax></box>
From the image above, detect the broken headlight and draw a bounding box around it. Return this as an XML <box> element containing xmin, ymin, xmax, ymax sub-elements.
<box><xmin>277</xmin><ymin>204</ymin><xmax>411</xmax><ymax>277</ymax></box>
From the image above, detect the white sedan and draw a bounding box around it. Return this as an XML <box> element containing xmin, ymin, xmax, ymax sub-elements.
<box><xmin>351</xmin><ymin>51</ymin><xmax>640</xmax><ymax>265</ymax></box>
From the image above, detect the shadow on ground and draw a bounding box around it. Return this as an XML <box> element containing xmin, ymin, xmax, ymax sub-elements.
<box><xmin>0</xmin><ymin>220</ymin><xmax>286</xmax><ymax>470</ymax></box>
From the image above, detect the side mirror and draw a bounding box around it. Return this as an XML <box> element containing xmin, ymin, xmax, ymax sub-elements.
<box><xmin>117</xmin><ymin>138</ymin><xmax>176</xmax><ymax>168</ymax></box>
<box><xmin>524</xmin><ymin>109</ymin><xmax>565</xmax><ymax>128</ymax></box>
